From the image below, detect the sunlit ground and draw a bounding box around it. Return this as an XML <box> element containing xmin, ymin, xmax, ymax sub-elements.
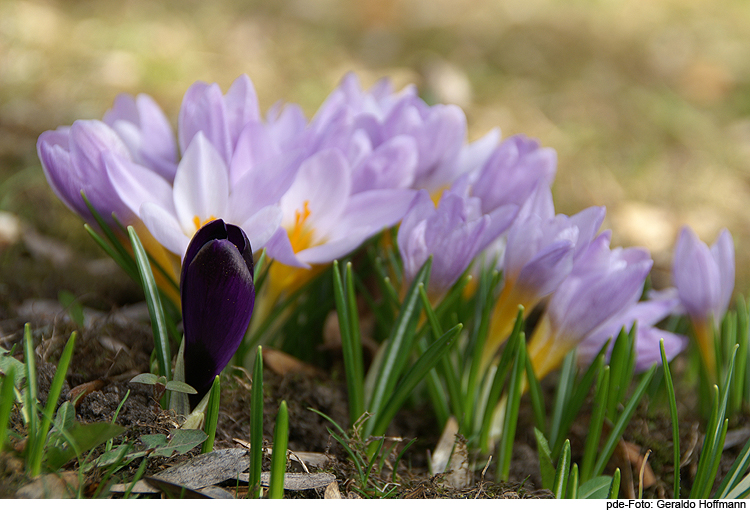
<box><xmin>3</xmin><ymin>0</ymin><xmax>750</xmax><ymax>292</ymax></box>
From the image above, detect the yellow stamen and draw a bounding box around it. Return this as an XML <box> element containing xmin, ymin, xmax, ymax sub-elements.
<box><xmin>193</xmin><ymin>215</ymin><xmax>217</xmax><ymax>231</ymax></box>
<box><xmin>288</xmin><ymin>201</ymin><xmax>313</xmax><ymax>253</ymax></box>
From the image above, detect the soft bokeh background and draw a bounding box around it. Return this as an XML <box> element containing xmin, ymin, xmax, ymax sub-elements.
<box><xmin>3</xmin><ymin>0</ymin><xmax>750</xmax><ymax>293</ymax></box>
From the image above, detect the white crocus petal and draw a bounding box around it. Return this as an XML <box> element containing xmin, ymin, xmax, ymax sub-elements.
<box><xmin>229</xmin><ymin>153</ymin><xmax>299</xmax><ymax>223</ymax></box>
<box><xmin>280</xmin><ymin>148</ymin><xmax>350</xmax><ymax>237</ymax></box>
<box><xmin>265</xmin><ymin>228</ymin><xmax>308</xmax><ymax>268</ymax></box>
<box><xmin>296</xmin><ymin>227</ymin><xmax>373</xmax><ymax>265</ymax></box>
<box><xmin>172</xmin><ymin>133</ymin><xmax>229</xmax><ymax>233</ymax></box>
<box><xmin>332</xmin><ymin>189</ymin><xmax>416</xmax><ymax>240</ymax></box>
<box><xmin>240</xmin><ymin>205</ymin><xmax>283</xmax><ymax>251</ymax></box>
<box><xmin>104</xmin><ymin>152</ymin><xmax>175</xmax><ymax>218</ymax></box>
<box><xmin>140</xmin><ymin>202</ymin><xmax>191</xmax><ymax>258</ymax></box>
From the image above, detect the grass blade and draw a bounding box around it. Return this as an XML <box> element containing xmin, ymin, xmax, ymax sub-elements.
<box><xmin>365</xmin><ymin>258</ymin><xmax>431</xmax><ymax>437</ymax></box>
<box><xmin>552</xmin><ymin>439</ymin><xmax>571</xmax><ymax>499</ymax></box>
<box><xmin>0</xmin><ymin>368</ymin><xmax>15</xmax><ymax>452</ymax></box>
<box><xmin>128</xmin><ymin>226</ymin><xmax>171</xmax><ymax>384</ymax></box>
<box><xmin>525</xmin><ymin>350</ymin><xmax>546</xmax><ymax>434</ymax></box>
<box><xmin>581</xmin><ymin>359</ymin><xmax>608</xmax><ymax>483</ymax></box>
<box><xmin>607</xmin><ymin>468</ymin><xmax>621</xmax><ymax>498</ymax></box>
<box><xmin>249</xmin><ymin>347</ymin><xmax>263</xmax><ymax>499</ymax></box>
<box><xmin>369</xmin><ymin>323</ymin><xmax>462</xmax><ymax>438</ymax></box>
<box><xmin>22</xmin><ymin>324</ymin><xmax>38</xmax><ymax>458</ymax></box>
<box><xmin>201</xmin><ymin>376</ymin><xmax>221</xmax><ymax>454</ymax></box>
<box><xmin>660</xmin><ymin>340</ymin><xmax>681</xmax><ymax>498</ymax></box>
<box><xmin>691</xmin><ymin>346</ymin><xmax>737</xmax><ymax>498</ymax></box>
<box><xmin>578</xmin><ymin>476</ymin><xmax>614</xmax><ymax>499</ymax></box>
<box><xmin>498</xmin><ymin>331</ymin><xmax>526</xmax><ymax>481</ymax></box>
<box><xmin>268</xmin><ymin>400</ymin><xmax>289</xmax><ymax>499</ymax></box>
<box><xmin>534</xmin><ymin>428</ymin><xmax>555</xmax><ymax>490</ymax></box>
<box><xmin>29</xmin><ymin>332</ymin><xmax>76</xmax><ymax>476</ymax></box>
<box><xmin>567</xmin><ymin>463</ymin><xmax>579</xmax><ymax>499</ymax></box>
<box><xmin>592</xmin><ymin>364</ymin><xmax>657</xmax><ymax>477</ymax></box>
<box><xmin>715</xmin><ymin>436</ymin><xmax>750</xmax><ymax>498</ymax></box>
<box><xmin>333</xmin><ymin>261</ymin><xmax>364</xmax><ymax>426</ymax></box>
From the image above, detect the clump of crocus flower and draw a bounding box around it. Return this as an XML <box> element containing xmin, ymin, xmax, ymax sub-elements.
<box><xmin>181</xmin><ymin>219</ymin><xmax>255</xmax><ymax>408</ymax></box>
<box><xmin>672</xmin><ymin>226</ymin><xmax>735</xmax><ymax>380</ymax></box>
<box><xmin>38</xmin><ymin>70</ymin><xmax>721</xmax><ymax>401</ymax></box>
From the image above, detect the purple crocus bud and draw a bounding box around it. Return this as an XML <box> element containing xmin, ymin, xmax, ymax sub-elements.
<box><xmin>671</xmin><ymin>226</ymin><xmax>734</xmax><ymax>377</ymax></box>
<box><xmin>577</xmin><ymin>295</ymin><xmax>688</xmax><ymax>372</ymax></box>
<box><xmin>103</xmin><ymin>93</ymin><xmax>178</xmax><ymax>181</ymax></box>
<box><xmin>37</xmin><ymin>120</ymin><xmax>134</xmax><ymax>224</ymax></box>
<box><xmin>397</xmin><ymin>190</ymin><xmax>490</xmax><ymax>299</ymax></box>
<box><xmin>181</xmin><ymin>219</ymin><xmax>255</xmax><ymax>407</ymax></box>
<box><xmin>527</xmin><ymin>232</ymin><xmax>653</xmax><ymax>380</ymax></box>
<box><xmin>672</xmin><ymin>226</ymin><xmax>734</xmax><ymax>325</ymax></box>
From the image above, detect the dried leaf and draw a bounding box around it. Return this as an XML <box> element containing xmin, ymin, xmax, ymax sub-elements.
<box><xmin>430</xmin><ymin>416</ymin><xmax>459</xmax><ymax>475</ymax></box>
<box><xmin>324</xmin><ymin>481</ymin><xmax>342</xmax><ymax>499</ymax></box>
<box><xmin>237</xmin><ymin>471</ymin><xmax>336</xmax><ymax>490</ymax></box>
<box><xmin>155</xmin><ymin>448</ymin><xmax>249</xmax><ymax>489</ymax></box>
<box><xmin>16</xmin><ymin>472</ymin><xmax>79</xmax><ymax>499</ymax></box>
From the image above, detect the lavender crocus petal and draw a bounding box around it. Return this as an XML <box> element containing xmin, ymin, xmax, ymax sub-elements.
<box><xmin>37</xmin><ymin>128</ymin><xmax>82</xmax><ymax>217</ymax></box>
<box><xmin>239</xmin><ymin>205</ymin><xmax>283</xmax><ymax>251</ymax></box>
<box><xmin>280</xmin><ymin>148</ymin><xmax>351</xmax><ymax>237</ymax></box>
<box><xmin>333</xmin><ymin>189</ymin><xmax>418</xmax><ymax>239</ymax></box>
<box><xmin>296</xmin><ymin>227</ymin><xmax>373</xmax><ymax>265</ymax></box>
<box><xmin>569</xmin><ymin>206</ymin><xmax>606</xmax><ymax>260</ymax></box>
<box><xmin>673</xmin><ymin>226</ymin><xmax>721</xmax><ymax>321</ymax></box>
<box><xmin>104</xmin><ymin>93</ymin><xmax>178</xmax><ymax>180</ymax></box>
<box><xmin>477</xmin><ymin>204</ymin><xmax>519</xmax><ymax>252</ymax></box>
<box><xmin>398</xmin><ymin>190</ymin><xmax>490</xmax><ymax>294</ymax></box>
<box><xmin>39</xmin><ymin>120</ymin><xmax>134</xmax><ymax>223</ymax></box>
<box><xmin>229</xmin><ymin>121</ymin><xmax>278</xmax><ymax>185</ymax></box>
<box><xmin>140</xmin><ymin>202</ymin><xmax>191</xmax><ymax>258</ymax></box>
<box><xmin>351</xmin><ymin>135</ymin><xmax>418</xmax><ymax>193</ymax></box>
<box><xmin>229</xmin><ymin>148</ymin><xmax>301</xmax><ymax>221</ymax></box>
<box><xmin>178</xmin><ymin>81</ymin><xmax>232</xmax><ymax>164</ymax></box>
<box><xmin>472</xmin><ymin>135</ymin><xmax>557</xmax><ymax>213</ymax></box>
<box><xmin>455</xmin><ymin>127</ymin><xmax>501</xmax><ymax>180</ymax></box>
<box><xmin>514</xmin><ymin>240</ymin><xmax>575</xmax><ymax>299</ymax></box>
<box><xmin>181</xmin><ymin>221</ymin><xmax>254</xmax><ymax>406</ymax></box>
<box><xmin>549</xmin><ymin>244</ymin><xmax>652</xmax><ymax>344</ymax></box>
<box><xmin>712</xmin><ymin>228</ymin><xmax>735</xmax><ymax>318</ymax></box>
<box><xmin>104</xmin><ymin>152</ymin><xmax>175</xmax><ymax>217</ymax></box>
<box><xmin>172</xmin><ymin>133</ymin><xmax>229</xmax><ymax>233</ymax></box>
<box><xmin>633</xmin><ymin>329</ymin><xmax>688</xmax><ymax>372</ymax></box>
<box><xmin>267</xmin><ymin>102</ymin><xmax>308</xmax><ymax>151</ymax></box>
<box><xmin>264</xmin><ymin>228</ymin><xmax>308</xmax><ymax>268</ymax></box>
<box><xmin>223</xmin><ymin>75</ymin><xmax>260</xmax><ymax>146</ymax></box>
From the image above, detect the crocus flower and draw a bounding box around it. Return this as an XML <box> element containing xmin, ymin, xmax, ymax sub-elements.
<box><xmin>482</xmin><ymin>184</ymin><xmax>605</xmax><ymax>366</ymax></box>
<box><xmin>310</xmin><ymin>72</ymin><xmax>468</xmax><ymax>198</ymax></box>
<box><xmin>672</xmin><ymin>226</ymin><xmax>734</xmax><ymax>378</ymax></box>
<box><xmin>264</xmin><ymin>148</ymin><xmax>415</xmax><ymax>295</ymax></box>
<box><xmin>463</xmin><ymin>134</ymin><xmax>557</xmax><ymax>216</ymax></box>
<box><xmin>37</xmin><ymin>120</ymin><xmax>135</xmax><ymax>225</ymax></box>
<box><xmin>178</xmin><ymin>75</ymin><xmax>261</xmax><ymax>168</ymax></box>
<box><xmin>113</xmin><ymin>132</ymin><xmax>283</xmax><ymax>272</ymax></box>
<box><xmin>103</xmin><ymin>93</ymin><xmax>178</xmax><ymax>180</ymax></box>
<box><xmin>577</xmin><ymin>295</ymin><xmax>688</xmax><ymax>372</ymax></box>
<box><xmin>181</xmin><ymin>219</ymin><xmax>255</xmax><ymax>407</ymax></box>
<box><xmin>397</xmin><ymin>190</ymin><xmax>516</xmax><ymax>299</ymax></box>
<box><xmin>527</xmin><ymin>231</ymin><xmax>653</xmax><ymax>380</ymax></box>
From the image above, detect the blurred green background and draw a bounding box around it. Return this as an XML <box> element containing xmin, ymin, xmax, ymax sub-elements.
<box><xmin>2</xmin><ymin>0</ymin><xmax>750</xmax><ymax>294</ymax></box>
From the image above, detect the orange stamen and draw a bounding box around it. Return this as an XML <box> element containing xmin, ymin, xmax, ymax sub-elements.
<box><xmin>193</xmin><ymin>215</ymin><xmax>218</xmax><ymax>231</ymax></box>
